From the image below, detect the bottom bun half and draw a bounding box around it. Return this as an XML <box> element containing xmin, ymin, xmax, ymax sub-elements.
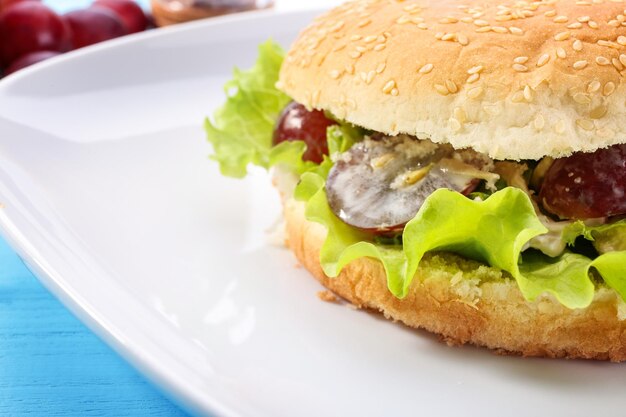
<box><xmin>284</xmin><ymin>199</ymin><xmax>626</xmax><ymax>361</ymax></box>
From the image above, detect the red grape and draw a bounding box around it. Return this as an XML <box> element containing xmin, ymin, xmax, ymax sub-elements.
<box><xmin>0</xmin><ymin>0</ymin><xmax>39</xmax><ymax>13</ymax></box>
<box><xmin>0</xmin><ymin>2</ymin><xmax>71</xmax><ymax>68</ymax></box>
<box><xmin>539</xmin><ymin>144</ymin><xmax>626</xmax><ymax>219</ymax></box>
<box><xmin>272</xmin><ymin>101</ymin><xmax>337</xmax><ymax>164</ymax></box>
<box><xmin>94</xmin><ymin>0</ymin><xmax>147</xmax><ymax>33</ymax></box>
<box><xmin>4</xmin><ymin>50</ymin><xmax>60</xmax><ymax>75</ymax></box>
<box><xmin>65</xmin><ymin>7</ymin><xmax>128</xmax><ymax>50</ymax></box>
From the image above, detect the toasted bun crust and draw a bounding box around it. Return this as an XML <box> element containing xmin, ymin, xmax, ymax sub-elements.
<box><xmin>278</xmin><ymin>0</ymin><xmax>626</xmax><ymax>160</ymax></box>
<box><xmin>284</xmin><ymin>198</ymin><xmax>626</xmax><ymax>361</ymax></box>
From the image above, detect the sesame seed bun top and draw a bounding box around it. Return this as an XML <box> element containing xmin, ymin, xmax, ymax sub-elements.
<box><xmin>277</xmin><ymin>0</ymin><xmax>626</xmax><ymax>160</ymax></box>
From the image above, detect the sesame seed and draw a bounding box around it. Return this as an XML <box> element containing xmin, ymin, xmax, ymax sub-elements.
<box><xmin>454</xmin><ymin>107</ymin><xmax>467</xmax><ymax>123</ymax></box>
<box><xmin>596</xmin><ymin>56</ymin><xmax>611</xmax><ymax>65</ymax></box>
<box><xmin>355</xmin><ymin>46</ymin><xmax>367</xmax><ymax>53</ymax></box>
<box><xmin>524</xmin><ymin>85</ymin><xmax>534</xmax><ymax>101</ymax></box>
<box><xmin>509</xmin><ymin>26</ymin><xmax>524</xmax><ymax>35</ymax></box>
<box><xmin>435</xmin><ymin>32</ymin><xmax>444</xmax><ymax>40</ymax></box>
<box><xmin>537</xmin><ymin>54</ymin><xmax>551</xmax><ymax>67</ymax></box>
<box><xmin>363</xmin><ymin>35</ymin><xmax>377</xmax><ymax>43</ymax></box>
<box><xmin>588</xmin><ymin>80</ymin><xmax>601</xmax><ymax>92</ymax></box>
<box><xmin>620</xmin><ymin>54</ymin><xmax>626</xmax><ymax>66</ymax></box>
<box><xmin>349</xmin><ymin>51</ymin><xmax>362</xmax><ymax>59</ymax></box>
<box><xmin>555</xmin><ymin>120</ymin><xmax>566</xmax><ymax>134</ymax></box>
<box><xmin>359</xmin><ymin>72</ymin><xmax>367</xmax><ymax>82</ymax></box>
<box><xmin>374</xmin><ymin>43</ymin><xmax>386</xmax><ymax>51</ymax></box>
<box><xmin>545</xmin><ymin>10</ymin><xmax>557</xmax><ymax>17</ymax></box>
<box><xmin>474</xmin><ymin>19</ymin><xmax>489</xmax><ymax>26</ymax></box>
<box><xmin>596</xmin><ymin>127</ymin><xmax>615</xmax><ymax>138</ymax></box>
<box><xmin>350</xmin><ymin>35</ymin><xmax>362</xmax><ymax>41</ymax></box>
<box><xmin>358</xmin><ymin>19</ymin><xmax>371</xmax><ymax>28</ymax></box>
<box><xmin>613</xmin><ymin>58</ymin><xmax>624</xmax><ymax>70</ymax></box>
<box><xmin>457</xmin><ymin>34</ymin><xmax>469</xmax><ymax>46</ymax></box>
<box><xmin>417</xmin><ymin>23</ymin><xmax>428</xmax><ymax>30</ymax></box>
<box><xmin>576</xmin><ymin>119</ymin><xmax>595</xmax><ymax>131</ymax></box>
<box><xmin>492</xmin><ymin>26</ymin><xmax>508</xmax><ymax>33</ymax></box>
<box><xmin>578</xmin><ymin>16</ymin><xmax>591</xmax><ymax>22</ymax></box>
<box><xmin>589</xmin><ymin>20</ymin><xmax>599</xmax><ymax>29</ymax></box>
<box><xmin>467</xmin><ymin>86</ymin><xmax>484</xmax><ymax>99</ymax></box>
<box><xmin>365</xmin><ymin>71</ymin><xmax>376</xmax><ymax>84</ymax></box>
<box><xmin>484</xmin><ymin>104</ymin><xmax>501</xmax><ymax>116</ymax></box>
<box><xmin>619</xmin><ymin>36</ymin><xmax>626</xmax><ymax>46</ymax></box>
<box><xmin>555</xmin><ymin>31</ymin><xmax>571</xmax><ymax>41</ymax></box>
<box><xmin>440</xmin><ymin>17</ymin><xmax>459</xmax><ymax>24</ymax></box>
<box><xmin>598</xmin><ymin>40</ymin><xmax>621</xmax><ymax>49</ymax></box>
<box><xmin>590</xmin><ymin>104</ymin><xmax>608</xmax><ymax>119</ymax></box>
<box><xmin>391</xmin><ymin>88</ymin><xmax>399</xmax><ymax>96</ymax></box>
<box><xmin>573</xmin><ymin>92</ymin><xmax>592</xmax><ymax>104</ymax></box>
<box><xmin>446</xmin><ymin>79</ymin><xmax>459</xmax><ymax>93</ymax></box>
<box><xmin>449</xmin><ymin>118</ymin><xmax>462</xmax><ymax>132</ymax></box>
<box><xmin>376</xmin><ymin>62</ymin><xmax>386</xmax><ymax>74</ymax></box>
<box><xmin>467</xmin><ymin>73</ymin><xmax>480</xmax><ymax>83</ymax></box>
<box><xmin>345</xmin><ymin>64</ymin><xmax>355</xmax><ymax>74</ymax></box>
<box><xmin>514</xmin><ymin>56</ymin><xmax>529</xmax><ymax>64</ymax></box>
<box><xmin>382</xmin><ymin>80</ymin><xmax>396</xmax><ymax>94</ymax></box>
<box><xmin>556</xmin><ymin>47</ymin><xmax>567</xmax><ymax>58</ymax></box>
<box><xmin>442</xmin><ymin>33</ymin><xmax>456</xmax><ymax>41</ymax></box>
<box><xmin>495</xmin><ymin>15</ymin><xmax>513</xmax><ymax>21</ymax></box>
<box><xmin>534</xmin><ymin>113</ymin><xmax>545</xmax><ymax>130</ymax></box>
<box><xmin>553</xmin><ymin>15</ymin><xmax>568</xmax><ymax>23</ymax></box>
<box><xmin>468</xmin><ymin>65</ymin><xmax>484</xmax><ymax>74</ymax></box>
<box><xmin>511</xmin><ymin>91</ymin><xmax>525</xmax><ymax>103</ymax></box>
<box><xmin>573</xmin><ymin>60</ymin><xmax>589</xmax><ymax>69</ymax></box>
<box><xmin>609</xmin><ymin>20</ymin><xmax>620</xmax><ymax>27</ymax></box>
<box><xmin>419</xmin><ymin>63</ymin><xmax>434</xmax><ymax>74</ymax></box>
<box><xmin>435</xmin><ymin>84</ymin><xmax>450</xmax><ymax>95</ymax></box>
<box><xmin>567</xmin><ymin>22</ymin><xmax>583</xmax><ymax>29</ymax></box>
<box><xmin>312</xmin><ymin>90</ymin><xmax>320</xmax><ymax>106</ymax></box>
<box><xmin>411</xmin><ymin>17</ymin><xmax>424</xmax><ymax>24</ymax></box>
<box><xmin>476</xmin><ymin>26</ymin><xmax>492</xmax><ymax>33</ymax></box>
<box><xmin>604</xmin><ymin>81</ymin><xmax>616</xmax><ymax>96</ymax></box>
<box><xmin>513</xmin><ymin>63</ymin><xmax>529</xmax><ymax>72</ymax></box>
<box><xmin>573</xmin><ymin>40</ymin><xmax>583</xmax><ymax>51</ymax></box>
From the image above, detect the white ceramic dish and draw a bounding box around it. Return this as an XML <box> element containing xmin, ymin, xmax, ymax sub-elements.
<box><xmin>0</xmin><ymin>8</ymin><xmax>625</xmax><ymax>417</ymax></box>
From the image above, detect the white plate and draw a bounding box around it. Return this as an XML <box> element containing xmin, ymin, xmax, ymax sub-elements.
<box><xmin>0</xmin><ymin>9</ymin><xmax>625</xmax><ymax>417</ymax></box>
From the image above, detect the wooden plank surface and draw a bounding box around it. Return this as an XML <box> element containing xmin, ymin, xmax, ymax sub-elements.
<box><xmin>0</xmin><ymin>237</ymin><xmax>190</xmax><ymax>416</ymax></box>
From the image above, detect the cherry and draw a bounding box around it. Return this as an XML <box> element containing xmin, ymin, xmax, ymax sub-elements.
<box><xmin>65</xmin><ymin>7</ymin><xmax>128</xmax><ymax>50</ymax></box>
<box><xmin>94</xmin><ymin>0</ymin><xmax>147</xmax><ymax>33</ymax></box>
<box><xmin>4</xmin><ymin>50</ymin><xmax>60</xmax><ymax>75</ymax></box>
<box><xmin>539</xmin><ymin>143</ymin><xmax>626</xmax><ymax>219</ymax></box>
<box><xmin>0</xmin><ymin>2</ymin><xmax>71</xmax><ymax>68</ymax></box>
<box><xmin>272</xmin><ymin>101</ymin><xmax>337</xmax><ymax>164</ymax></box>
<box><xmin>0</xmin><ymin>0</ymin><xmax>39</xmax><ymax>13</ymax></box>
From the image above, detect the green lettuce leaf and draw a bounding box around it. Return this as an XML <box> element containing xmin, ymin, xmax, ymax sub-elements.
<box><xmin>592</xmin><ymin>251</ymin><xmax>626</xmax><ymax>301</ymax></box>
<box><xmin>205</xmin><ymin>40</ymin><xmax>313</xmax><ymax>177</ymax></box>
<box><xmin>563</xmin><ymin>219</ymin><xmax>626</xmax><ymax>253</ymax></box>
<box><xmin>295</xmin><ymin>173</ymin><xmax>568</xmax><ymax>301</ymax></box>
<box><xmin>518</xmin><ymin>251</ymin><xmax>594</xmax><ymax>308</ymax></box>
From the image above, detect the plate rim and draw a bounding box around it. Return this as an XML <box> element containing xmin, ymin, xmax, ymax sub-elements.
<box><xmin>0</xmin><ymin>9</ymin><xmax>324</xmax><ymax>417</ymax></box>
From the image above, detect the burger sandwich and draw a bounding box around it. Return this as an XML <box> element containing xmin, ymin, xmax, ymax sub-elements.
<box><xmin>206</xmin><ymin>0</ymin><xmax>626</xmax><ymax>361</ymax></box>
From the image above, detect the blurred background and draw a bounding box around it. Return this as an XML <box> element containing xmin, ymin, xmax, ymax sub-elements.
<box><xmin>0</xmin><ymin>0</ymin><xmax>337</xmax><ymax>78</ymax></box>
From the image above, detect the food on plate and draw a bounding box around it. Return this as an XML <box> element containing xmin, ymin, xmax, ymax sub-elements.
<box><xmin>205</xmin><ymin>0</ymin><xmax>626</xmax><ymax>360</ymax></box>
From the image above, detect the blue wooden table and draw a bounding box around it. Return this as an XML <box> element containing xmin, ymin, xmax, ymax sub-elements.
<box><xmin>0</xmin><ymin>1</ymin><xmax>191</xmax><ymax>416</ymax></box>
